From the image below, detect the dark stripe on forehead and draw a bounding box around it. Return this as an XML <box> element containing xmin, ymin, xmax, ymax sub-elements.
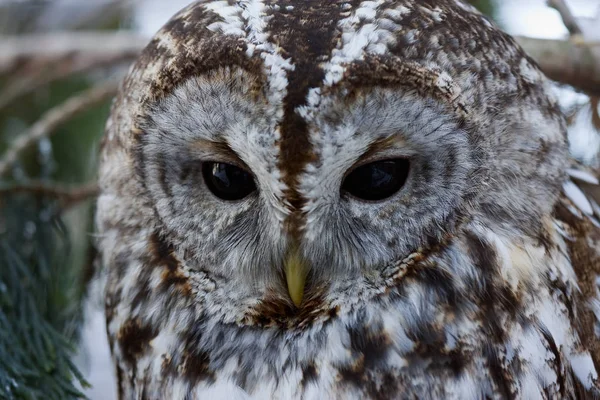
<box><xmin>265</xmin><ymin>1</ymin><xmax>357</xmax><ymax>218</ymax></box>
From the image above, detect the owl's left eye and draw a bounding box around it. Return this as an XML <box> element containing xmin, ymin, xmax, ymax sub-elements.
<box><xmin>202</xmin><ymin>162</ymin><xmax>256</xmax><ymax>200</ymax></box>
<box><xmin>341</xmin><ymin>159</ymin><xmax>410</xmax><ymax>201</ymax></box>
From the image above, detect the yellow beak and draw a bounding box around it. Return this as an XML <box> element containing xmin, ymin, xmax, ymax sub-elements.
<box><xmin>284</xmin><ymin>247</ymin><xmax>308</xmax><ymax>307</ymax></box>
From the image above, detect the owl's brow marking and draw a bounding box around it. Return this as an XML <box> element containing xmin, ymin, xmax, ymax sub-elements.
<box><xmin>140</xmin><ymin>5</ymin><xmax>263</xmax><ymax>103</ymax></box>
<box><xmin>189</xmin><ymin>138</ymin><xmax>252</xmax><ymax>170</ymax></box>
<box><xmin>355</xmin><ymin>135</ymin><xmax>410</xmax><ymax>167</ymax></box>
<box><xmin>341</xmin><ymin>57</ymin><xmax>469</xmax><ymax>118</ymax></box>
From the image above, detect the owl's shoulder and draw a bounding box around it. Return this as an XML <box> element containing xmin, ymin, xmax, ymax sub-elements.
<box><xmin>554</xmin><ymin>164</ymin><xmax>600</xmax><ymax>370</ymax></box>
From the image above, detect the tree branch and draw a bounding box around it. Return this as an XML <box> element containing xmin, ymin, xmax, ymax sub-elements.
<box><xmin>0</xmin><ymin>81</ymin><xmax>119</xmax><ymax>177</ymax></box>
<box><xmin>547</xmin><ymin>0</ymin><xmax>583</xmax><ymax>35</ymax></box>
<box><xmin>0</xmin><ymin>32</ymin><xmax>147</xmax><ymax>75</ymax></box>
<box><xmin>0</xmin><ymin>52</ymin><xmax>131</xmax><ymax>110</ymax></box>
<box><xmin>0</xmin><ymin>181</ymin><xmax>99</xmax><ymax>207</ymax></box>
<box><xmin>515</xmin><ymin>35</ymin><xmax>600</xmax><ymax>96</ymax></box>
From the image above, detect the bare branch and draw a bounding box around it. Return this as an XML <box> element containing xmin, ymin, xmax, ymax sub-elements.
<box><xmin>547</xmin><ymin>0</ymin><xmax>600</xmax><ymax>67</ymax></box>
<box><xmin>0</xmin><ymin>32</ymin><xmax>147</xmax><ymax>75</ymax></box>
<box><xmin>0</xmin><ymin>51</ymin><xmax>131</xmax><ymax>110</ymax></box>
<box><xmin>572</xmin><ymin>37</ymin><xmax>600</xmax><ymax>47</ymax></box>
<box><xmin>0</xmin><ymin>80</ymin><xmax>119</xmax><ymax>177</ymax></box>
<box><xmin>547</xmin><ymin>0</ymin><xmax>583</xmax><ymax>36</ymax></box>
<box><xmin>0</xmin><ymin>32</ymin><xmax>144</xmax><ymax>109</ymax></box>
<box><xmin>515</xmin><ymin>36</ymin><xmax>600</xmax><ymax>96</ymax></box>
<box><xmin>0</xmin><ymin>181</ymin><xmax>99</xmax><ymax>207</ymax></box>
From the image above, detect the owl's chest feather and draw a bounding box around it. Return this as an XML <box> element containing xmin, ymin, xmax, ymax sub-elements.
<box><xmin>107</xmin><ymin>218</ymin><xmax>600</xmax><ymax>399</ymax></box>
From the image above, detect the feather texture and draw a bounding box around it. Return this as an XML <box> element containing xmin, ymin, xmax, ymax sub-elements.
<box><xmin>96</xmin><ymin>0</ymin><xmax>600</xmax><ymax>398</ymax></box>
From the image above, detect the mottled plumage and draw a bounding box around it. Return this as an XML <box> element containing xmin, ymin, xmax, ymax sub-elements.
<box><xmin>96</xmin><ymin>0</ymin><xmax>600</xmax><ymax>398</ymax></box>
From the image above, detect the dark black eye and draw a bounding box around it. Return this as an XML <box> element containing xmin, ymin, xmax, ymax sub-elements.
<box><xmin>341</xmin><ymin>159</ymin><xmax>410</xmax><ymax>201</ymax></box>
<box><xmin>202</xmin><ymin>162</ymin><xmax>256</xmax><ymax>200</ymax></box>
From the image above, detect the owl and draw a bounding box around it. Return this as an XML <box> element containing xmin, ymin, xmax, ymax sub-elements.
<box><xmin>96</xmin><ymin>0</ymin><xmax>600</xmax><ymax>398</ymax></box>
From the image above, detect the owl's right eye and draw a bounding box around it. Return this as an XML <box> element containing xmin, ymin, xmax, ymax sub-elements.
<box><xmin>202</xmin><ymin>162</ymin><xmax>256</xmax><ymax>200</ymax></box>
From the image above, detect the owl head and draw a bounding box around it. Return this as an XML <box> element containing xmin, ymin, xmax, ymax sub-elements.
<box><xmin>99</xmin><ymin>0</ymin><xmax>567</xmax><ymax>326</ymax></box>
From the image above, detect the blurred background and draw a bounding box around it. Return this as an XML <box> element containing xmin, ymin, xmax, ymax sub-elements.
<box><xmin>0</xmin><ymin>0</ymin><xmax>598</xmax><ymax>399</ymax></box>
